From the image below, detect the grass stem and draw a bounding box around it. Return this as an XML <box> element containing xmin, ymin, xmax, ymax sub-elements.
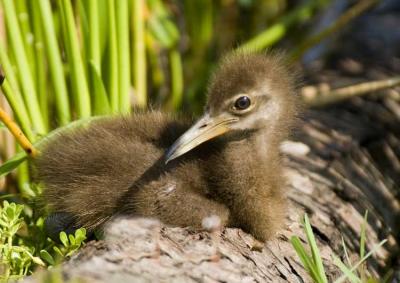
<box><xmin>117</xmin><ymin>0</ymin><xmax>131</xmax><ymax>113</ymax></box>
<box><xmin>132</xmin><ymin>0</ymin><xmax>147</xmax><ymax>108</ymax></box>
<box><xmin>2</xmin><ymin>0</ymin><xmax>46</xmax><ymax>134</ymax></box>
<box><xmin>107</xmin><ymin>0</ymin><xmax>119</xmax><ymax>113</ymax></box>
<box><xmin>166</xmin><ymin>48</ymin><xmax>183</xmax><ymax>110</ymax></box>
<box><xmin>37</xmin><ymin>0</ymin><xmax>71</xmax><ymax>126</ymax></box>
<box><xmin>88</xmin><ymin>0</ymin><xmax>101</xmax><ymax>73</ymax></box>
<box><xmin>58</xmin><ymin>0</ymin><xmax>91</xmax><ymax>118</ymax></box>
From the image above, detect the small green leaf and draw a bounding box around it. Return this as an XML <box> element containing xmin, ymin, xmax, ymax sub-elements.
<box><xmin>40</xmin><ymin>250</ymin><xmax>55</xmax><ymax>265</ymax></box>
<box><xmin>74</xmin><ymin>228</ymin><xmax>87</xmax><ymax>243</ymax></box>
<box><xmin>59</xmin><ymin>231</ymin><xmax>69</xmax><ymax>247</ymax></box>
<box><xmin>0</xmin><ymin>151</ymin><xmax>28</xmax><ymax>178</ymax></box>
<box><xmin>53</xmin><ymin>246</ymin><xmax>63</xmax><ymax>257</ymax></box>
<box><xmin>31</xmin><ymin>256</ymin><xmax>46</xmax><ymax>266</ymax></box>
<box><xmin>14</xmin><ymin>204</ymin><xmax>23</xmax><ymax>217</ymax></box>
<box><xmin>68</xmin><ymin>234</ymin><xmax>76</xmax><ymax>246</ymax></box>
<box><xmin>6</xmin><ymin>205</ymin><xmax>15</xmax><ymax>219</ymax></box>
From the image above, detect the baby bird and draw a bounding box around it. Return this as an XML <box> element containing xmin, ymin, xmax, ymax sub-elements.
<box><xmin>34</xmin><ymin>51</ymin><xmax>299</xmax><ymax>242</ymax></box>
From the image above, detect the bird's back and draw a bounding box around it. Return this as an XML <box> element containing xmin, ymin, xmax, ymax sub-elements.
<box><xmin>34</xmin><ymin>111</ymin><xmax>191</xmax><ymax>229</ymax></box>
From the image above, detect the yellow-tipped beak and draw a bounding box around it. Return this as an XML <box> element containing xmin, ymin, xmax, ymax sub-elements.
<box><xmin>165</xmin><ymin>113</ymin><xmax>237</xmax><ymax>163</ymax></box>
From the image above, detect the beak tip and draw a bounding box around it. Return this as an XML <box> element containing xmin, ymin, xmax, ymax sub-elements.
<box><xmin>164</xmin><ymin>149</ymin><xmax>175</xmax><ymax>164</ymax></box>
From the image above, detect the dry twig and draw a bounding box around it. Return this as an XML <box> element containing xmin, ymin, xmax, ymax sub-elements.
<box><xmin>0</xmin><ymin>71</ymin><xmax>37</xmax><ymax>157</ymax></box>
<box><xmin>302</xmin><ymin>76</ymin><xmax>400</xmax><ymax>107</ymax></box>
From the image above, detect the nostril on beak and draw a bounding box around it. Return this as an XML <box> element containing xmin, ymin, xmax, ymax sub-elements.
<box><xmin>199</xmin><ymin>124</ymin><xmax>208</xmax><ymax>129</ymax></box>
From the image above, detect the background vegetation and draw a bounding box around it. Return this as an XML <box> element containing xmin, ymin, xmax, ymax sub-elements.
<box><xmin>0</xmin><ymin>0</ymin><xmax>388</xmax><ymax>281</ymax></box>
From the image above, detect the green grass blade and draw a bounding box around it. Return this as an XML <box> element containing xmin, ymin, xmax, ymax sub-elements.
<box><xmin>88</xmin><ymin>61</ymin><xmax>110</xmax><ymax>115</ymax></box>
<box><xmin>58</xmin><ymin>0</ymin><xmax>91</xmax><ymax>118</ymax></box>
<box><xmin>97</xmin><ymin>1</ymin><xmax>109</xmax><ymax>61</ymax></box>
<box><xmin>147</xmin><ymin>35</ymin><xmax>165</xmax><ymax>89</ymax></box>
<box><xmin>0</xmin><ymin>151</ymin><xmax>27</xmax><ymax>178</ymax></box>
<box><xmin>341</xmin><ymin>236</ymin><xmax>351</xmax><ymax>266</ymax></box>
<box><xmin>30</xmin><ymin>1</ymin><xmax>49</xmax><ymax>129</ymax></box>
<box><xmin>239</xmin><ymin>1</ymin><xmax>317</xmax><ymax>51</ymax></box>
<box><xmin>334</xmin><ymin>239</ymin><xmax>387</xmax><ymax>283</ymax></box>
<box><xmin>15</xmin><ymin>0</ymin><xmax>36</xmax><ymax>81</ymax></box>
<box><xmin>132</xmin><ymin>0</ymin><xmax>147</xmax><ymax>108</ymax></box>
<box><xmin>332</xmin><ymin>255</ymin><xmax>361</xmax><ymax>283</ymax></box>
<box><xmin>240</xmin><ymin>24</ymin><xmax>285</xmax><ymax>51</ymax></box>
<box><xmin>147</xmin><ymin>16</ymin><xmax>174</xmax><ymax>48</ymax></box>
<box><xmin>17</xmin><ymin>159</ymin><xmax>31</xmax><ymax>197</ymax></box>
<box><xmin>304</xmin><ymin>214</ymin><xmax>328</xmax><ymax>283</ymax></box>
<box><xmin>147</xmin><ymin>0</ymin><xmax>179</xmax><ymax>48</ymax></box>
<box><xmin>37</xmin><ymin>0</ymin><xmax>71</xmax><ymax>126</ymax></box>
<box><xmin>88</xmin><ymin>0</ymin><xmax>101</xmax><ymax>73</ymax></box>
<box><xmin>1</xmin><ymin>79</ymin><xmax>34</xmax><ymax>141</ymax></box>
<box><xmin>0</xmin><ymin>43</ymin><xmax>33</xmax><ymax>139</ymax></box>
<box><xmin>117</xmin><ymin>0</ymin><xmax>131</xmax><ymax>113</ymax></box>
<box><xmin>183</xmin><ymin>0</ymin><xmax>213</xmax><ymax>49</ymax></box>
<box><xmin>107</xmin><ymin>0</ymin><xmax>119</xmax><ymax>113</ymax></box>
<box><xmin>0</xmin><ymin>41</ymin><xmax>22</xmax><ymax>96</ymax></box>
<box><xmin>166</xmin><ymin>48</ymin><xmax>183</xmax><ymax>110</ymax></box>
<box><xmin>87</xmin><ymin>0</ymin><xmax>109</xmax><ymax>114</ymax></box>
<box><xmin>291</xmin><ymin>236</ymin><xmax>322</xmax><ymax>282</ymax></box>
<box><xmin>77</xmin><ymin>0</ymin><xmax>89</xmax><ymax>76</ymax></box>
<box><xmin>2</xmin><ymin>0</ymin><xmax>46</xmax><ymax>134</ymax></box>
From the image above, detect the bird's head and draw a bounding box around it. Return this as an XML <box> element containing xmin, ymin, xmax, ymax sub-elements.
<box><xmin>166</xmin><ymin>51</ymin><xmax>299</xmax><ymax>163</ymax></box>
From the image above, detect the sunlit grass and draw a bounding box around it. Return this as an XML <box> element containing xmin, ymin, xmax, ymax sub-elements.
<box><xmin>291</xmin><ymin>213</ymin><xmax>388</xmax><ymax>283</ymax></box>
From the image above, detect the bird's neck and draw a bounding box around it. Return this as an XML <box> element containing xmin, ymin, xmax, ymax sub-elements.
<box><xmin>209</xmin><ymin>128</ymin><xmax>283</xmax><ymax>194</ymax></box>
<box><xmin>206</xmin><ymin>129</ymin><xmax>286</xmax><ymax>237</ymax></box>
<box><xmin>226</xmin><ymin>129</ymin><xmax>281</xmax><ymax>171</ymax></box>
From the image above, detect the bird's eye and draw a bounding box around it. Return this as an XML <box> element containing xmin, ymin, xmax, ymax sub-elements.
<box><xmin>234</xmin><ymin>96</ymin><xmax>251</xmax><ymax>110</ymax></box>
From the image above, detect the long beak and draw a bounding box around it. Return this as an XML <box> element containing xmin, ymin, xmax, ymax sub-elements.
<box><xmin>165</xmin><ymin>113</ymin><xmax>237</xmax><ymax>163</ymax></box>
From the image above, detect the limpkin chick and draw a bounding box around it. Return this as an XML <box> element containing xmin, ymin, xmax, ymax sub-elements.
<box><xmin>34</xmin><ymin>52</ymin><xmax>299</xmax><ymax>242</ymax></box>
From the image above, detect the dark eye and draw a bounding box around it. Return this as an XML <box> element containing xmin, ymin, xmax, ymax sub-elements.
<box><xmin>234</xmin><ymin>96</ymin><xmax>251</xmax><ymax>110</ymax></box>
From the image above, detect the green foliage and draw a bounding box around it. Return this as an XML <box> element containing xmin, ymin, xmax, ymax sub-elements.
<box><xmin>0</xmin><ymin>200</ymin><xmax>86</xmax><ymax>281</ymax></box>
<box><xmin>0</xmin><ymin>200</ymin><xmax>44</xmax><ymax>280</ymax></box>
<box><xmin>291</xmin><ymin>214</ymin><xmax>328</xmax><ymax>283</ymax></box>
<box><xmin>53</xmin><ymin>229</ymin><xmax>87</xmax><ymax>259</ymax></box>
<box><xmin>291</xmin><ymin>213</ymin><xmax>387</xmax><ymax>283</ymax></box>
